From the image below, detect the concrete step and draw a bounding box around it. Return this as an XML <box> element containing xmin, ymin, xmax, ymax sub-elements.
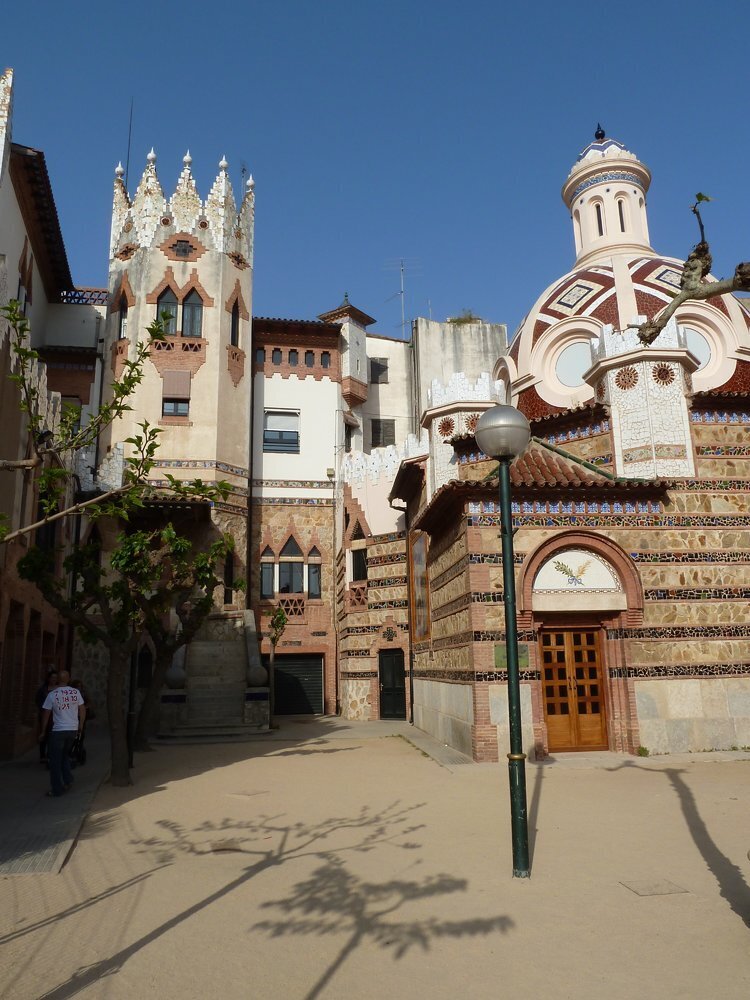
<box><xmin>157</xmin><ymin>723</ymin><xmax>268</xmax><ymax>744</ymax></box>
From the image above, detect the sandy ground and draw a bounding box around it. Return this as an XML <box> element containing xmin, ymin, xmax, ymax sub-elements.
<box><xmin>1</xmin><ymin>728</ymin><xmax>749</xmax><ymax>1000</ymax></box>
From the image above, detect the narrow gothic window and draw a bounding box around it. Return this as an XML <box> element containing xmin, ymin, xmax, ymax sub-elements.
<box><xmin>230</xmin><ymin>301</ymin><xmax>240</xmax><ymax>347</ymax></box>
<box><xmin>595</xmin><ymin>203</ymin><xmax>604</xmax><ymax>237</ymax></box>
<box><xmin>182</xmin><ymin>289</ymin><xmax>203</xmax><ymax>338</ymax></box>
<box><xmin>157</xmin><ymin>288</ymin><xmax>178</xmax><ymax>335</ymax></box>
<box><xmin>618</xmin><ymin>200</ymin><xmax>626</xmax><ymax>232</ymax></box>
<box><xmin>279</xmin><ymin>536</ymin><xmax>304</xmax><ymax>594</ymax></box>
<box><xmin>118</xmin><ymin>295</ymin><xmax>128</xmax><ymax>339</ymax></box>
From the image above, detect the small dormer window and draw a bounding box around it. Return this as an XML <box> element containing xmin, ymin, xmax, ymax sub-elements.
<box><xmin>173</xmin><ymin>239</ymin><xmax>195</xmax><ymax>258</ymax></box>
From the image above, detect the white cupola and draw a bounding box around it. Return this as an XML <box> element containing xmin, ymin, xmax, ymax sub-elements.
<box><xmin>562</xmin><ymin>126</ymin><xmax>653</xmax><ymax>266</ymax></box>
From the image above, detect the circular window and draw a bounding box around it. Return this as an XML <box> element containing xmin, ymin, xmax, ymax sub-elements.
<box><xmin>683</xmin><ymin>327</ymin><xmax>712</xmax><ymax>370</ymax></box>
<box><xmin>555</xmin><ymin>341</ymin><xmax>593</xmax><ymax>388</ymax></box>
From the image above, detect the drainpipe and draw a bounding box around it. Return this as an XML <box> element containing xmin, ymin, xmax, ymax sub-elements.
<box><xmin>389</xmin><ymin>497</ymin><xmax>414</xmax><ymax>725</ymax></box>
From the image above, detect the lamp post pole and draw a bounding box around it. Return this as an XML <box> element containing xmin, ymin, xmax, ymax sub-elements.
<box><xmin>498</xmin><ymin>455</ymin><xmax>530</xmax><ymax>877</ymax></box>
<box><xmin>475</xmin><ymin>404</ymin><xmax>531</xmax><ymax>879</ymax></box>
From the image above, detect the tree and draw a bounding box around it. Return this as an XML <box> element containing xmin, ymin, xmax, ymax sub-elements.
<box><xmin>18</xmin><ymin>518</ymin><xmax>238</xmax><ymax>784</ymax></box>
<box><xmin>0</xmin><ymin>301</ymin><xmax>165</xmax><ymax>543</ymax></box>
<box><xmin>266</xmin><ymin>605</ymin><xmax>287</xmax><ymax>721</ymax></box>
<box><xmin>117</xmin><ymin>524</ymin><xmax>245</xmax><ymax>751</ymax></box>
<box><xmin>636</xmin><ymin>196</ymin><xmax>750</xmax><ymax>346</ymax></box>
<box><xmin>2</xmin><ymin>304</ymin><xmax>233</xmax><ymax>784</ymax></box>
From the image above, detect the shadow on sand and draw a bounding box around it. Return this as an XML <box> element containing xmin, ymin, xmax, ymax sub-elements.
<box><xmin>34</xmin><ymin>800</ymin><xmax>514</xmax><ymax>1000</ymax></box>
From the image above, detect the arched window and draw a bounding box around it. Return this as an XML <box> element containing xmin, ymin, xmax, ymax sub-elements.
<box><xmin>260</xmin><ymin>546</ymin><xmax>275</xmax><ymax>599</ymax></box>
<box><xmin>594</xmin><ymin>203</ymin><xmax>605</xmax><ymax>237</ymax></box>
<box><xmin>289</xmin><ymin>349</ymin><xmax>298</xmax><ymax>367</ymax></box>
<box><xmin>182</xmin><ymin>289</ymin><xmax>203</xmax><ymax>338</ymax></box>
<box><xmin>118</xmin><ymin>294</ymin><xmax>128</xmax><ymax>339</ymax></box>
<box><xmin>279</xmin><ymin>537</ymin><xmax>304</xmax><ymax>594</ymax></box>
<box><xmin>230</xmin><ymin>301</ymin><xmax>240</xmax><ymax>347</ymax></box>
<box><xmin>617</xmin><ymin>199</ymin><xmax>626</xmax><ymax>233</ymax></box>
<box><xmin>308</xmin><ymin>545</ymin><xmax>322</xmax><ymax>599</ymax></box>
<box><xmin>157</xmin><ymin>288</ymin><xmax>178</xmax><ymax>335</ymax></box>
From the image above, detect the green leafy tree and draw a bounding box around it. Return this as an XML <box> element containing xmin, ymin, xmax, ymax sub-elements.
<box><xmin>0</xmin><ymin>302</ymin><xmax>167</xmax><ymax>541</ymax></box>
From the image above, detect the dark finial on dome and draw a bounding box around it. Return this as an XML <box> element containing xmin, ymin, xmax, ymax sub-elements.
<box><xmin>594</xmin><ymin>123</ymin><xmax>606</xmax><ymax>142</ymax></box>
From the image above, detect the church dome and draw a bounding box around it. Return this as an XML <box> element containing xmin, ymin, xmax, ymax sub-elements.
<box><xmin>504</xmin><ymin>131</ymin><xmax>750</xmax><ymax>421</ymax></box>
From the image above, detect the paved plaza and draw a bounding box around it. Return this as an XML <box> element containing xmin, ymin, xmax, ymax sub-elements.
<box><xmin>1</xmin><ymin>718</ymin><xmax>749</xmax><ymax>999</ymax></box>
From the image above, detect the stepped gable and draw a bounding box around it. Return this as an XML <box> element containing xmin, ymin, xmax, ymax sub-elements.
<box><xmin>109</xmin><ymin>151</ymin><xmax>255</xmax><ymax>266</ymax></box>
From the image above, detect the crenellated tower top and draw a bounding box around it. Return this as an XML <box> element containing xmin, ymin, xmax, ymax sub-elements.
<box><xmin>109</xmin><ymin>150</ymin><xmax>255</xmax><ymax>267</ymax></box>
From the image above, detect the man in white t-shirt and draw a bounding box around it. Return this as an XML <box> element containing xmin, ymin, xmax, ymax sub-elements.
<box><xmin>40</xmin><ymin>670</ymin><xmax>86</xmax><ymax>797</ymax></box>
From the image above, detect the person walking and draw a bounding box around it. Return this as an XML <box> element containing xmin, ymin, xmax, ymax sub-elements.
<box><xmin>35</xmin><ymin>669</ymin><xmax>58</xmax><ymax>763</ymax></box>
<box><xmin>39</xmin><ymin>671</ymin><xmax>86</xmax><ymax>797</ymax></box>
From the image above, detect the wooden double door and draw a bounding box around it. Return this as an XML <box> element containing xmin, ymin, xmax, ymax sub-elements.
<box><xmin>540</xmin><ymin>629</ymin><xmax>608</xmax><ymax>751</ymax></box>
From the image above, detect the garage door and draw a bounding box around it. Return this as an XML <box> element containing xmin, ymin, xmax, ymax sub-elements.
<box><xmin>268</xmin><ymin>655</ymin><xmax>324</xmax><ymax>715</ymax></box>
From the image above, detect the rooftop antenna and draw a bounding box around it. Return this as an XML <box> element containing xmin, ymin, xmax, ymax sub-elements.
<box><xmin>124</xmin><ymin>98</ymin><xmax>134</xmax><ymax>190</ymax></box>
<box><xmin>383</xmin><ymin>257</ymin><xmax>422</xmax><ymax>338</ymax></box>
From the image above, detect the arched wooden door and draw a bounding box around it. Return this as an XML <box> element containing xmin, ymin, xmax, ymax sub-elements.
<box><xmin>539</xmin><ymin>628</ymin><xmax>608</xmax><ymax>751</ymax></box>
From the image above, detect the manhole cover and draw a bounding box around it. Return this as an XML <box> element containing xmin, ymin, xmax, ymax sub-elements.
<box><xmin>620</xmin><ymin>880</ymin><xmax>688</xmax><ymax>896</ymax></box>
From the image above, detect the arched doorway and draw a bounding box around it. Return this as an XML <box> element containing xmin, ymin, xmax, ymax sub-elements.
<box><xmin>520</xmin><ymin>533</ymin><xmax>643</xmax><ymax>754</ymax></box>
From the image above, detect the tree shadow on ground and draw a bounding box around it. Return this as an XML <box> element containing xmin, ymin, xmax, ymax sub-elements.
<box><xmin>33</xmin><ymin>799</ymin><xmax>514</xmax><ymax>1000</ymax></box>
<box><xmin>608</xmin><ymin>760</ymin><xmax>750</xmax><ymax>927</ymax></box>
<box><xmin>253</xmin><ymin>857</ymin><xmax>514</xmax><ymax>1000</ymax></box>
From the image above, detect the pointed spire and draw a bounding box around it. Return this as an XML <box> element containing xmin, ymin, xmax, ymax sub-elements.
<box><xmin>130</xmin><ymin>147</ymin><xmax>166</xmax><ymax>247</ymax></box>
<box><xmin>246</xmin><ymin>173</ymin><xmax>254</xmax><ymax>191</ymax></box>
<box><xmin>171</xmin><ymin>150</ymin><xmax>202</xmax><ymax>232</ymax></box>
<box><xmin>205</xmin><ymin>156</ymin><xmax>237</xmax><ymax>252</ymax></box>
<box><xmin>110</xmin><ymin>160</ymin><xmax>132</xmax><ymax>257</ymax></box>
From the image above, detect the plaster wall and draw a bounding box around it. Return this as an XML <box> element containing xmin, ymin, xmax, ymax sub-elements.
<box><xmin>253</xmin><ymin>372</ymin><xmax>338</xmax><ymax>482</ymax></box>
<box><xmin>43</xmin><ymin>303</ymin><xmax>105</xmax><ymax>348</ymax></box>
<box><xmin>101</xmin><ymin>250</ymin><xmax>252</xmax><ymax>481</ymax></box>
<box><xmin>413</xmin><ymin>318</ymin><xmax>507</xmax><ymax>416</ymax></box>
<box><xmin>359</xmin><ymin>336</ymin><xmax>414</xmax><ymax>448</ymax></box>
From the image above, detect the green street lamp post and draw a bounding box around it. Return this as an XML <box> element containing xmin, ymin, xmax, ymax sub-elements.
<box><xmin>475</xmin><ymin>404</ymin><xmax>532</xmax><ymax>878</ymax></box>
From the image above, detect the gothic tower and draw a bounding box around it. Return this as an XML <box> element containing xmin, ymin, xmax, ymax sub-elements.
<box><xmin>97</xmin><ymin>149</ymin><xmax>258</xmax><ymax>729</ymax></box>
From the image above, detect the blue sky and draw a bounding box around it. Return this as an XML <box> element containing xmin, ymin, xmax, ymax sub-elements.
<box><xmin>4</xmin><ymin>0</ymin><xmax>749</xmax><ymax>339</ymax></box>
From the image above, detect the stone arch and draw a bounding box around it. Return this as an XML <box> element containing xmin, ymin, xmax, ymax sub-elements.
<box><xmin>519</xmin><ymin>530</ymin><xmax>643</xmax><ymax>627</ymax></box>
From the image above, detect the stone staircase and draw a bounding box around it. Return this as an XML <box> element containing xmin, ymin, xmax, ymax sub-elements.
<box><xmin>159</xmin><ymin>611</ymin><xmax>269</xmax><ymax>740</ymax></box>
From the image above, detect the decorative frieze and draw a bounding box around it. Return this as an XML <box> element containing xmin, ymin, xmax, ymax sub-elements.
<box><xmin>612</xmin><ymin>663</ymin><xmax>750</xmax><ymax>679</ymax></box>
